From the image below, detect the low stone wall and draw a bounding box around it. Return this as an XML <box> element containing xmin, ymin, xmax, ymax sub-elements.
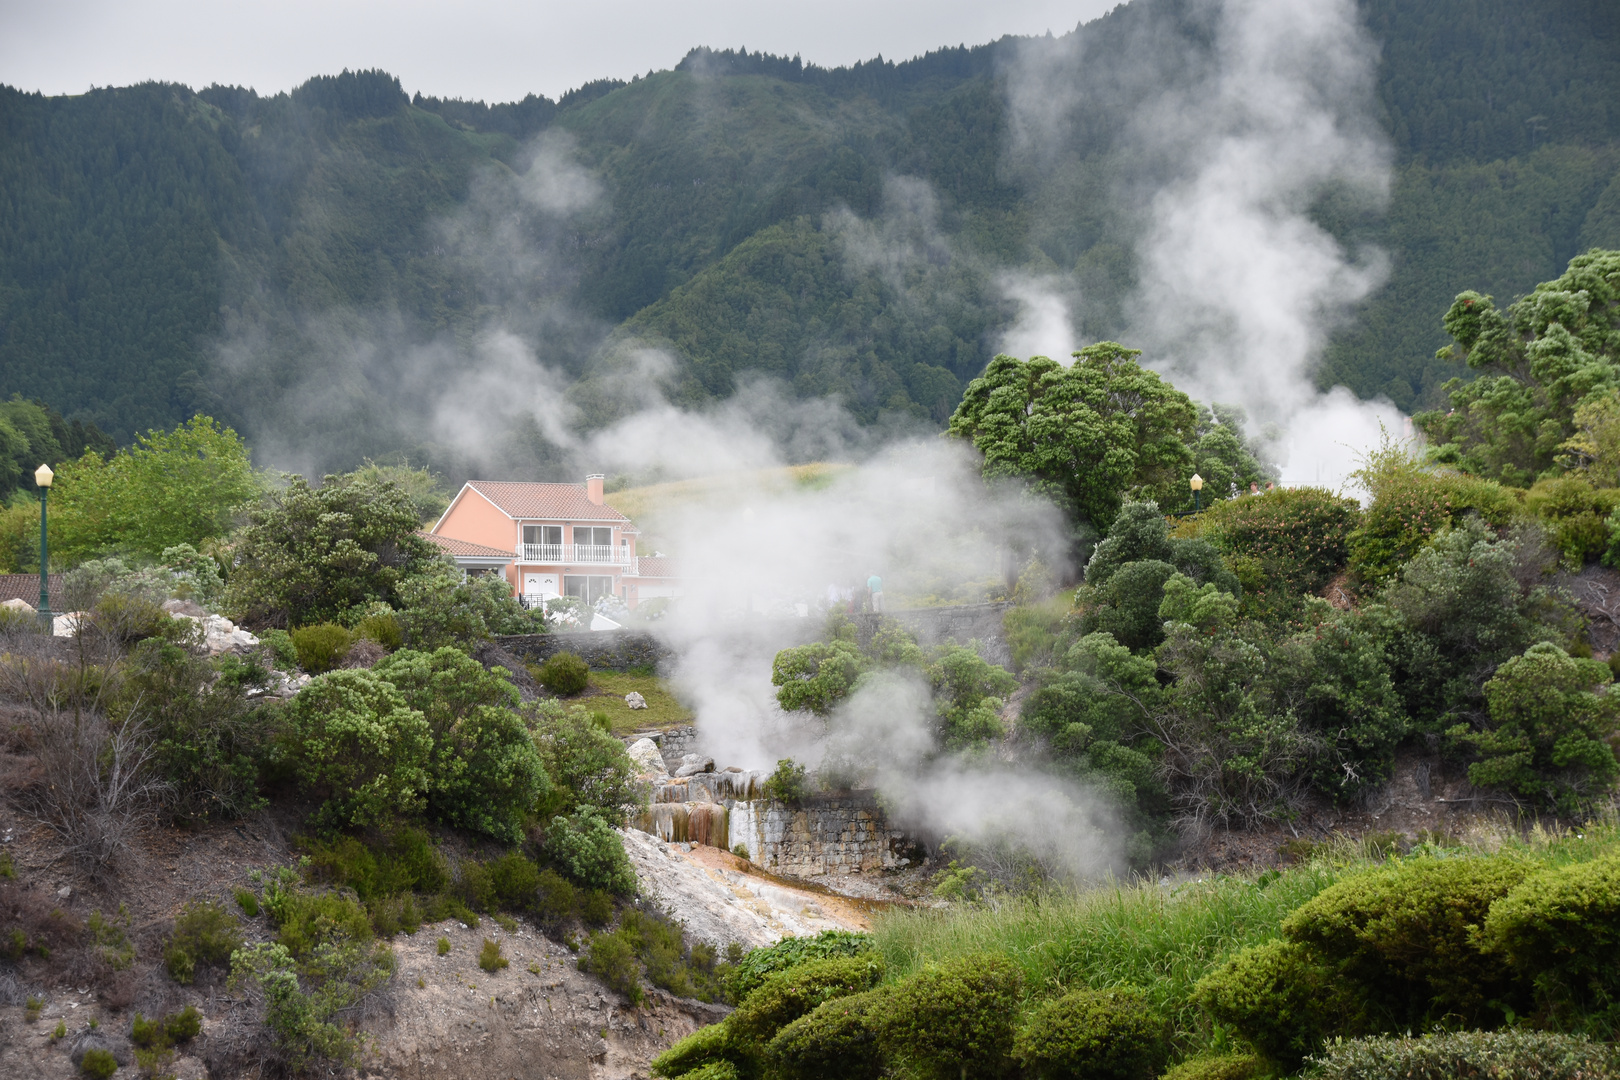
<box><xmin>497</xmin><ymin>630</ymin><xmax>672</xmax><ymax>671</ymax></box>
<box><xmin>730</xmin><ymin>795</ymin><xmax>914</xmax><ymax>877</ymax></box>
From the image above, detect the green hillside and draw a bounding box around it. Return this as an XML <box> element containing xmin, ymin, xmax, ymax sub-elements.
<box><xmin>0</xmin><ymin>0</ymin><xmax>1617</xmax><ymax>465</ymax></box>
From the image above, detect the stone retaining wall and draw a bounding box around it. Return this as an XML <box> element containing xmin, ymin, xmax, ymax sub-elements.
<box><xmin>729</xmin><ymin>795</ymin><xmax>914</xmax><ymax>877</ymax></box>
<box><xmin>497</xmin><ymin>630</ymin><xmax>672</xmax><ymax>671</ymax></box>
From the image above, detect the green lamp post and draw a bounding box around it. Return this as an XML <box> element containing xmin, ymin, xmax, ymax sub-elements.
<box><xmin>35</xmin><ymin>463</ymin><xmax>52</xmax><ymax>628</ymax></box>
<box><xmin>1190</xmin><ymin>472</ymin><xmax>1203</xmax><ymax>513</ymax></box>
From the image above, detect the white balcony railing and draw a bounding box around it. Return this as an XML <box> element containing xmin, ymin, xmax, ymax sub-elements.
<box><xmin>519</xmin><ymin>543</ymin><xmax>632</xmax><ymax>566</ymax></box>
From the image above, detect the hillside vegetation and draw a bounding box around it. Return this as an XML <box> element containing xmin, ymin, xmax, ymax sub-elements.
<box><xmin>0</xmin><ymin>0</ymin><xmax>1617</xmax><ymax>466</ymax></box>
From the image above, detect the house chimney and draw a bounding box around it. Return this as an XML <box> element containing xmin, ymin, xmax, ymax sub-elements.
<box><xmin>586</xmin><ymin>473</ymin><xmax>604</xmax><ymax>505</ymax></box>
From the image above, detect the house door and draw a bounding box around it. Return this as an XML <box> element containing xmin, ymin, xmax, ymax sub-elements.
<box><xmin>524</xmin><ymin>574</ymin><xmax>558</xmax><ymax>598</ymax></box>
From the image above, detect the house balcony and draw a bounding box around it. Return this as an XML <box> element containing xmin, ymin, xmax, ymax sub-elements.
<box><xmin>519</xmin><ymin>543</ymin><xmax>634</xmax><ymax>566</ymax></box>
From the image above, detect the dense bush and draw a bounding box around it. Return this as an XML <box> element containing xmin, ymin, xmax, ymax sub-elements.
<box><xmin>1459</xmin><ymin>642</ymin><xmax>1620</xmax><ymax>814</ymax></box>
<box><xmin>766</xmin><ymin>987</ymin><xmax>886</xmax><ymax>1080</ymax></box>
<box><xmin>1193</xmin><ymin>939</ymin><xmax>1365</xmax><ymax>1070</ymax></box>
<box><xmin>651</xmin><ymin>1022</ymin><xmax>735</xmax><ymax>1078</ymax></box>
<box><xmin>225</xmin><ymin>472</ymin><xmax>445</xmax><ymax>629</ymax></box>
<box><xmin>1521</xmin><ymin>476</ymin><xmax>1620</xmax><ymax>564</ymax></box>
<box><xmin>728</xmin><ymin>954</ymin><xmax>885</xmax><ymax>1047</ymax></box>
<box><xmin>353</xmin><ymin>610</ymin><xmax>403</xmax><ymax>650</ymax></box>
<box><xmin>78</xmin><ymin>1048</ymin><xmax>117</xmax><ymax>1079</ymax></box>
<box><xmin>727</xmin><ymin>929</ymin><xmax>874</xmax><ymax>1002</ymax></box>
<box><xmin>1281</xmin><ymin>855</ymin><xmax>1530</xmax><ymax>1025</ymax></box>
<box><xmin>928</xmin><ymin>644</ymin><xmax>1018</xmax><ymax>749</ymax></box>
<box><xmin>1347</xmin><ymin>441</ymin><xmax>1520</xmax><ymax>585</ymax></box>
<box><xmin>1080</xmin><ymin>502</ymin><xmax>1241</xmax><ymax>652</ymax></box>
<box><xmin>1307</xmin><ymin>1029</ymin><xmax>1619</xmax><ymax>1080</ymax></box>
<box><xmin>373</xmin><ymin>647</ymin><xmax>550</xmax><ymax>842</ymax></box>
<box><xmin>1196</xmin><ymin>486</ymin><xmax>1360</xmax><ymax>603</ymax></box>
<box><xmin>530</xmin><ymin>699</ymin><xmax>643</xmax><ymax>825</ymax></box>
<box><xmin>1011</xmin><ymin>987</ymin><xmax>1168</xmax><ymax>1080</ymax></box>
<box><xmin>579</xmin><ymin>927</ymin><xmax>643</xmax><ymax>1002</ymax></box>
<box><xmin>761</xmin><ymin>758</ymin><xmax>809</xmax><ymax>804</ymax></box>
<box><xmin>545</xmin><ymin>808</ymin><xmax>637</xmax><ymax>894</ymax></box>
<box><xmin>1157</xmin><ymin>1053</ymin><xmax>1270</xmax><ymax>1080</ymax></box>
<box><xmin>164</xmin><ymin>900</ymin><xmax>243</xmax><ymax>984</ymax></box>
<box><xmin>868</xmin><ymin>953</ymin><xmax>1023</xmax><ymax>1080</ymax></box>
<box><xmin>1481</xmin><ymin>853</ymin><xmax>1620</xmax><ymax>1024</ymax></box>
<box><xmin>771</xmin><ymin>639</ymin><xmax>866</xmax><ymax>714</ymax></box>
<box><xmin>290</xmin><ymin>623</ymin><xmax>354</xmax><ymax>673</ymax></box>
<box><xmin>113</xmin><ymin>638</ymin><xmax>269</xmax><ymax>823</ymax></box>
<box><xmin>536</xmin><ymin>651</ymin><xmax>590</xmax><ymax>695</ymax></box>
<box><xmin>280</xmin><ymin>669</ymin><xmax>433</xmax><ymax>827</ymax></box>
<box><xmin>394</xmin><ymin>565</ymin><xmax>544</xmax><ymax>647</ymax></box>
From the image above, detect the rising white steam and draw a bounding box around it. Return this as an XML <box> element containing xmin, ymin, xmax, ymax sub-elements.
<box><xmin>1005</xmin><ymin>0</ymin><xmax>1404</xmax><ymax>491</ymax></box>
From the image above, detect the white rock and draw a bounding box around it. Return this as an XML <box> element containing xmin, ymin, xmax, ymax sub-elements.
<box><xmin>2</xmin><ymin>598</ymin><xmax>35</xmax><ymax>615</ymax></box>
<box><xmin>625</xmin><ymin>738</ymin><xmax>668</xmax><ymax>779</ymax></box>
<box><xmin>52</xmin><ymin>612</ymin><xmax>87</xmax><ymax>637</ymax></box>
<box><xmin>625</xmin><ymin>691</ymin><xmax>648</xmax><ymax>709</ymax></box>
<box><xmin>169</xmin><ymin>611</ymin><xmax>260</xmax><ymax>656</ymax></box>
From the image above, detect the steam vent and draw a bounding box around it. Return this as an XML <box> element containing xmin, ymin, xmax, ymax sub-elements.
<box><xmin>627</xmin><ymin>729</ymin><xmax>918</xmax><ymax>878</ymax></box>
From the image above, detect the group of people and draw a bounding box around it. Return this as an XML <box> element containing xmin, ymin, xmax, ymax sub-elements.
<box><xmin>826</xmin><ymin>572</ymin><xmax>884</xmax><ymax>614</ymax></box>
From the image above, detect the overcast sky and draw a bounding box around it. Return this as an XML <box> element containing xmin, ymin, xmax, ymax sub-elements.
<box><xmin>0</xmin><ymin>0</ymin><xmax>1118</xmax><ymax>103</ymax></box>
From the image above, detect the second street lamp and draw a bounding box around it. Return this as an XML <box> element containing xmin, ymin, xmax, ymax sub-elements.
<box><xmin>35</xmin><ymin>463</ymin><xmax>53</xmax><ymax>628</ymax></box>
<box><xmin>1190</xmin><ymin>472</ymin><xmax>1203</xmax><ymax>513</ymax></box>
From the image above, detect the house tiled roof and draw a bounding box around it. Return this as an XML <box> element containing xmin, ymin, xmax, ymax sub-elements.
<box><xmin>635</xmin><ymin>557</ymin><xmax>678</xmax><ymax>579</ymax></box>
<box><xmin>0</xmin><ymin>573</ymin><xmax>63</xmax><ymax>609</ymax></box>
<box><xmin>464</xmin><ymin>481</ymin><xmax>632</xmax><ymax>523</ymax></box>
<box><xmin>420</xmin><ymin>533</ymin><xmax>514</xmax><ymax>560</ymax></box>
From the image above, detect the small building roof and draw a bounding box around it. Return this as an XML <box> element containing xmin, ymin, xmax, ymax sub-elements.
<box><xmin>419</xmin><ymin>533</ymin><xmax>514</xmax><ymax>560</ymax></box>
<box><xmin>635</xmin><ymin>557</ymin><xmax>678</xmax><ymax>579</ymax></box>
<box><xmin>461</xmin><ymin>481</ymin><xmax>632</xmax><ymax>524</ymax></box>
<box><xmin>0</xmin><ymin>573</ymin><xmax>64</xmax><ymax>610</ymax></box>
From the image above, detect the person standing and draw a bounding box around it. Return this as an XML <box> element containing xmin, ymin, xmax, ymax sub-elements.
<box><xmin>867</xmin><ymin>570</ymin><xmax>884</xmax><ymax>613</ymax></box>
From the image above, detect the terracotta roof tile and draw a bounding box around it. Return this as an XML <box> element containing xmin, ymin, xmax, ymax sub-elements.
<box><xmin>634</xmin><ymin>557</ymin><xmax>678</xmax><ymax>579</ymax></box>
<box><xmin>464</xmin><ymin>481</ymin><xmax>631</xmax><ymax>523</ymax></box>
<box><xmin>419</xmin><ymin>533</ymin><xmax>514</xmax><ymax>560</ymax></box>
<box><xmin>0</xmin><ymin>574</ymin><xmax>63</xmax><ymax>609</ymax></box>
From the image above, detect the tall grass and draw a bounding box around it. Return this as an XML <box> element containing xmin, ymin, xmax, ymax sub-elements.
<box><xmin>871</xmin><ymin>817</ymin><xmax>1620</xmax><ymax>1059</ymax></box>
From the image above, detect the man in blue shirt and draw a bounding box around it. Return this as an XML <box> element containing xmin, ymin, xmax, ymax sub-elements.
<box><xmin>867</xmin><ymin>571</ymin><xmax>883</xmax><ymax>613</ymax></box>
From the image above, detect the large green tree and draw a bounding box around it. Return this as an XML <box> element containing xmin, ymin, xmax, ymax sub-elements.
<box><xmin>222</xmin><ymin>472</ymin><xmax>441</xmax><ymax>628</ymax></box>
<box><xmin>1415</xmin><ymin>249</ymin><xmax>1620</xmax><ymax>484</ymax></box>
<box><xmin>947</xmin><ymin>344</ymin><xmax>1197</xmax><ymax>540</ymax></box>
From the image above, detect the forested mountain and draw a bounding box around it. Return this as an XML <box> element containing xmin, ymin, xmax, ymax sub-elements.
<box><xmin>0</xmin><ymin>0</ymin><xmax>1617</xmax><ymax>472</ymax></box>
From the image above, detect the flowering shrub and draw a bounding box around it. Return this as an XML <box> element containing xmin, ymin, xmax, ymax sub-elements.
<box><xmin>1198</xmin><ymin>487</ymin><xmax>1359</xmax><ymax>601</ymax></box>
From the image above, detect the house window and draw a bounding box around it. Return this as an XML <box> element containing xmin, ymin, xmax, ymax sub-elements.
<box><xmin>564</xmin><ymin>575</ymin><xmax>614</xmax><ymax>603</ymax></box>
<box><xmin>524</xmin><ymin>525</ymin><xmax>562</xmax><ymax>546</ymax></box>
<box><xmin>573</xmin><ymin>526</ymin><xmax>611</xmax><ymax>547</ymax></box>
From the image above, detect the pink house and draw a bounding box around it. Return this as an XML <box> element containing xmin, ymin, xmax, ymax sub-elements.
<box><xmin>429</xmin><ymin>474</ymin><xmax>677</xmax><ymax>609</ymax></box>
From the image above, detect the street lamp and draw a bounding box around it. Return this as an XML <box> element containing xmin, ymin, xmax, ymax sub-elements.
<box><xmin>34</xmin><ymin>463</ymin><xmax>52</xmax><ymax>628</ymax></box>
<box><xmin>1190</xmin><ymin>472</ymin><xmax>1203</xmax><ymax>513</ymax></box>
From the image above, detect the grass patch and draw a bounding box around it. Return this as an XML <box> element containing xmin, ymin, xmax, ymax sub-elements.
<box><xmin>576</xmin><ymin>672</ymin><xmax>693</xmax><ymax>733</ymax></box>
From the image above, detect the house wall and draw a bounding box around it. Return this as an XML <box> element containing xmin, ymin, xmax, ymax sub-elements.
<box><xmin>435</xmin><ymin>492</ymin><xmax>515</xmax><ymax>557</ymax></box>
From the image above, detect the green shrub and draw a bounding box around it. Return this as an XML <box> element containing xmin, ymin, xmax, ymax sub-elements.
<box><xmin>1481</xmin><ymin>853</ymin><xmax>1620</xmax><ymax>1023</ymax></box>
<box><xmin>868</xmin><ymin>953</ymin><xmax>1023</xmax><ymax>1080</ymax></box>
<box><xmin>1459</xmin><ymin>643</ymin><xmax>1620</xmax><ymax>815</ymax></box>
<box><xmin>728</xmin><ymin>954</ymin><xmax>885</xmax><ymax>1048</ymax></box>
<box><xmin>291</xmin><ymin>622</ymin><xmax>355</xmax><ymax>673</ymax></box>
<box><xmin>1012</xmin><ymin>987</ymin><xmax>1168</xmax><ymax>1080</ymax></box>
<box><xmin>545</xmin><ymin>808</ymin><xmax>637</xmax><ymax>894</ymax></box>
<box><xmin>235</xmin><ymin>887</ymin><xmax>260</xmax><ymax>916</ymax></box>
<box><xmin>728</xmin><ymin>930</ymin><xmax>875</xmax><ymax>1003</ymax></box>
<box><xmin>580</xmin><ymin>888</ymin><xmax>615</xmax><ymax>927</ymax></box>
<box><xmin>280</xmin><ymin>668</ymin><xmax>432</xmax><ymax>826</ymax></box>
<box><xmin>164</xmin><ymin>1004</ymin><xmax>202</xmax><ymax>1043</ymax></box>
<box><xmin>78</xmin><ymin>1047</ymin><xmax>118</xmax><ymax>1079</ymax></box>
<box><xmin>268</xmin><ymin>889</ymin><xmax>373</xmax><ymax>958</ymax></box>
<box><xmin>1198</xmin><ymin>486</ymin><xmax>1360</xmax><ymax>599</ymax></box>
<box><xmin>164</xmin><ymin>900</ymin><xmax>243</xmax><ymax>984</ymax></box>
<box><xmin>771</xmin><ymin>639</ymin><xmax>867</xmax><ymax>714</ymax></box>
<box><xmin>131</xmin><ymin>1011</ymin><xmax>162</xmax><ymax>1047</ymax></box>
<box><xmin>1158</xmin><ymin>1053</ymin><xmax>1270</xmax><ymax>1080</ymax></box>
<box><xmin>437</xmin><ymin>936</ymin><xmax>450</xmax><ymax>956</ymax></box>
<box><xmin>1307</xmin><ymin>1029</ymin><xmax>1619</xmax><ymax>1080</ymax></box>
<box><xmin>579</xmin><ymin>928</ymin><xmax>642</xmax><ymax>1003</ymax></box>
<box><xmin>373</xmin><ymin>647</ymin><xmax>551</xmax><ymax>843</ymax></box>
<box><xmin>761</xmin><ymin>758</ymin><xmax>809</xmax><ymax>804</ymax></box>
<box><xmin>1281</xmin><ymin>855</ymin><xmax>1529</xmax><ymax>1023</ymax></box>
<box><xmin>228</xmin><ymin>939</ymin><xmax>391</xmax><ymax>1071</ymax></box>
<box><xmin>766</xmin><ymin>987</ymin><xmax>886</xmax><ymax>1080</ymax></box>
<box><xmin>671</xmin><ymin>1063</ymin><xmax>739</xmax><ymax>1080</ymax></box>
<box><xmin>532</xmin><ymin>868</ymin><xmax>580</xmax><ymax>925</ymax></box>
<box><xmin>651</xmin><ymin>1021</ymin><xmax>735</xmax><ymax>1078</ymax></box>
<box><xmin>1346</xmin><ymin>442</ymin><xmax>1520</xmax><ymax>585</ymax></box>
<box><xmin>478</xmin><ymin>938</ymin><xmax>509</xmax><ymax>973</ymax></box>
<box><xmin>354</xmin><ymin>611</ymin><xmax>404</xmax><ymax>650</ymax></box>
<box><xmin>260</xmin><ymin>628</ymin><xmax>298</xmax><ymax>670</ymax></box>
<box><xmin>529</xmin><ymin>699</ymin><xmax>645</xmax><ymax>825</ymax></box>
<box><xmin>537</xmin><ymin>651</ymin><xmax>590</xmax><ymax>695</ymax></box>
<box><xmin>1192</xmin><ymin>939</ymin><xmax>1363</xmax><ymax>1070</ymax></box>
